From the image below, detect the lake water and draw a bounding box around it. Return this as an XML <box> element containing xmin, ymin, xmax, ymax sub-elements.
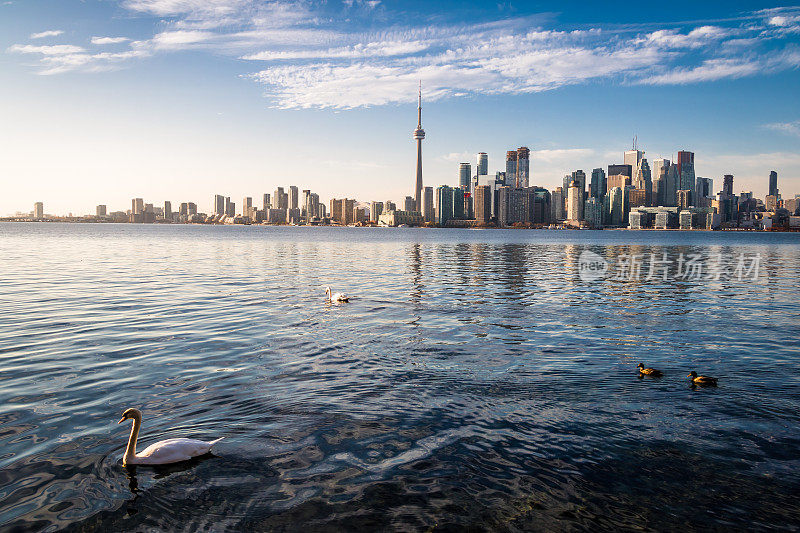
<box><xmin>1</xmin><ymin>223</ymin><xmax>799</xmax><ymax>531</ymax></box>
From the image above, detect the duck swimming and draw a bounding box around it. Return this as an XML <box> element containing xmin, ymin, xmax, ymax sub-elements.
<box><xmin>688</xmin><ymin>371</ymin><xmax>718</xmax><ymax>386</ymax></box>
<box><xmin>118</xmin><ymin>408</ymin><xmax>223</xmax><ymax>466</ymax></box>
<box><xmin>637</xmin><ymin>363</ymin><xmax>663</xmax><ymax>377</ymax></box>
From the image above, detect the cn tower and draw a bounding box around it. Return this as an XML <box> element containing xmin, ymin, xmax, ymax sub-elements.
<box><xmin>413</xmin><ymin>82</ymin><xmax>425</xmax><ymax>212</ymax></box>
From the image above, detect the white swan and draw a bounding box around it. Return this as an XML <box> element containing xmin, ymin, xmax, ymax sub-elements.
<box><xmin>118</xmin><ymin>408</ymin><xmax>223</xmax><ymax>466</ymax></box>
<box><xmin>325</xmin><ymin>286</ymin><xmax>349</xmax><ymax>302</ymax></box>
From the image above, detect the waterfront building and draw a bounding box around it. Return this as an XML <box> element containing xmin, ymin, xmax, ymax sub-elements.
<box><xmin>384</xmin><ymin>200</ymin><xmax>396</xmax><ymax>213</ymax></box>
<box><xmin>214</xmin><ymin>195</ymin><xmax>225</xmax><ymax>216</ymax></box>
<box><xmin>34</xmin><ymin>202</ymin><xmax>44</xmax><ymax>219</ymax></box>
<box><xmin>164</xmin><ymin>201</ymin><xmax>172</xmax><ymax>219</ymax></box>
<box><xmin>453</xmin><ymin>187</ymin><xmax>465</xmax><ymax>219</ymax></box>
<box><xmin>404</xmin><ymin>196</ymin><xmax>416</xmax><ymax>212</ymax></box>
<box><xmin>413</xmin><ymin>84</ymin><xmax>425</xmax><ymax>212</ymax></box>
<box><xmin>566</xmin><ymin>180</ymin><xmax>582</xmax><ymax>222</ymax></box>
<box><xmin>459</xmin><ymin>163</ymin><xmax>471</xmax><ymax>192</ymax></box>
<box><xmin>96</xmin><ymin>205</ymin><xmax>107</xmax><ymax>217</ymax></box>
<box><xmin>765</xmin><ymin>195</ymin><xmax>778</xmax><ymax>211</ymax></box>
<box><xmin>370</xmin><ymin>201</ymin><xmax>383</xmax><ymax>223</ymax></box>
<box><xmin>474</xmin><ymin>185</ymin><xmax>492</xmax><ymax>224</ymax></box>
<box><xmin>551</xmin><ymin>187</ymin><xmax>565</xmax><ymax>221</ymax></box>
<box><xmin>590</xmin><ymin>168</ymin><xmax>606</xmax><ymax>200</ymax></box>
<box><xmin>132</xmin><ymin>198</ymin><xmax>144</xmax><ymax>215</ymax></box>
<box><xmin>422</xmin><ymin>187</ymin><xmax>434</xmax><ymax>222</ymax></box>
<box><xmin>266</xmin><ymin>208</ymin><xmax>286</xmax><ymax>224</ymax></box>
<box><xmin>263</xmin><ymin>193</ymin><xmax>271</xmax><ymax>212</ymax></box>
<box><xmin>225</xmin><ymin>198</ymin><xmax>235</xmax><ymax>217</ymax></box>
<box><xmin>378</xmin><ymin>210</ymin><xmax>424</xmax><ymax>227</ymax></box>
<box><xmin>242</xmin><ymin>197</ymin><xmax>253</xmax><ymax>219</ymax></box>
<box><xmin>584</xmin><ymin>197</ymin><xmax>602</xmax><ymax>228</ymax></box>
<box><xmin>607</xmin><ymin>187</ymin><xmax>624</xmax><ymax>226</ymax></box>
<box><xmin>288</xmin><ymin>186</ymin><xmax>299</xmax><ymax>210</ymax></box>
<box><xmin>188</xmin><ymin>202</ymin><xmax>197</xmax><ymax>215</ymax></box>
<box><xmin>435</xmin><ymin>185</ymin><xmax>454</xmax><ymax>226</ymax></box>
<box><xmin>179</xmin><ymin>202</ymin><xmax>188</xmax><ymax>216</ymax></box>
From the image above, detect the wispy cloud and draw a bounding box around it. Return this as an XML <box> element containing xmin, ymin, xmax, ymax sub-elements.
<box><xmin>7</xmin><ymin>2</ymin><xmax>800</xmax><ymax>107</ymax></box>
<box><xmin>91</xmin><ymin>36</ymin><xmax>130</xmax><ymax>45</ymax></box>
<box><xmin>765</xmin><ymin>120</ymin><xmax>800</xmax><ymax>137</ymax></box>
<box><xmin>30</xmin><ymin>30</ymin><xmax>64</xmax><ymax>39</ymax></box>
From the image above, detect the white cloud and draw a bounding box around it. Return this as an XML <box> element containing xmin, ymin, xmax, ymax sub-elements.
<box><xmin>30</xmin><ymin>30</ymin><xmax>64</xmax><ymax>39</ymax></box>
<box><xmin>765</xmin><ymin>120</ymin><xmax>800</xmax><ymax>137</ymax></box>
<box><xmin>642</xmin><ymin>49</ymin><xmax>800</xmax><ymax>85</ymax></box>
<box><xmin>8</xmin><ymin>44</ymin><xmax>85</xmax><ymax>55</ymax></box>
<box><xmin>91</xmin><ymin>36</ymin><xmax>130</xmax><ymax>45</ymax></box>
<box><xmin>645</xmin><ymin>26</ymin><xmax>730</xmax><ymax>49</ymax></box>
<box><xmin>9</xmin><ymin>4</ymin><xmax>800</xmax><ymax>107</ymax></box>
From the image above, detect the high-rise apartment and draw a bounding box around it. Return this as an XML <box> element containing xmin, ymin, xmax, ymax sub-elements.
<box><xmin>590</xmin><ymin>168</ymin><xmax>606</xmax><ymax>200</ymax></box>
<box><xmin>516</xmin><ymin>147</ymin><xmax>530</xmax><ymax>188</ymax></box>
<box><xmin>477</xmin><ymin>153</ymin><xmax>488</xmax><ymax>176</ymax></box>
<box><xmin>459</xmin><ymin>163</ymin><xmax>471</xmax><ymax>191</ymax></box>
<box><xmin>768</xmin><ymin>171</ymin><xmax>778</xmax><ymax>198</ymax></box>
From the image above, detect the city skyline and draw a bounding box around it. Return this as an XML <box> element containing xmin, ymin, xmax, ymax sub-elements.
<box><xmin>2</xmin><ymin>1</ymin><xmax>800</xmax><ymax>215</ymax></box>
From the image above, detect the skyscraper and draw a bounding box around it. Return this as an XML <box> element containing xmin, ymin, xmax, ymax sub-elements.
<box><xmin>288</xmin><ymin>186</ymin><xmax>299</xmax><ymax>210</ymax></box>
<box><xmin>413</xmin><ymin>82</ymin><xmax>425</xmax><ymax>212</ymax></box>
<box><xmin>96</xmin><ymin>205</ymin><xmax>106</xmax><ymax>217</ymax></box>
<box><xmin>404</xmin><ymin>196</ymin><xmax>416</xmax><ymax>212</ymax></box>
<box><xmin>164</xmin><ymin>201</ymin><xmax>172</xmax><ymax>219</ymax></box>
<box><xmin>723</xmin><ymin>174</ymin><xmax>734</xmax><ymax>196</ymax></box>
<box><xmin>590</xmin><ymin>168</ymin><xmax>606</xmax><ymax>200</ymax></box>
<box><xmin>505</xmin><ymin>151</ymin><xmax>517</xmax><ymax>187</ymax></box>
<box><xmin>652</xmin><ymin>158</ymin><xmax>670</xmax><ymax>206</ymax></box>
<box><xmin>566</xmin><ymin>180</ymin><xmax>582</xmax><ymax>222</ymax></box>
<box><xmin>516</xmin><ymin>147</ymin><xmax>530</xmax><ymax>188</ymax></box>
<box><xmin>263</xmin><ymin>193</ymin><xmax>271</xmax><ymax>212</ymax></box>
<box><xmin>769</xmin><ymin>171</ymin><xmax>778</xmax><ymax>198</ymax></box>
<box><xmin>477</xmin><ymin>152</ymin><xmax>488</xmax><ymax>176</ymax></box>
<box><xmin>34</xmin><ymin>202</ymin><xmax>43</xmax><ymax>219</ymax></box>
<box><xmin>459</xmin><ymin>163</ymin><xmax>471</xmax><ymax>191</ymax></box>
<box><xmin>370</xmin><ymin>201</ymin><xmax>383</xmax><ymax>223</ymax></box>
<box><xmin>676</xmin><ymin>150</ymin><xmax>695</xmax><ymax>205</ymax></box>
<box><xmin>214</xmin><ymin>195</ymin><xmax>225</xmax><ymax>216</ymax></box>
<box><xmin>243</xmin><ymin>197</ymin><xmax>253</xmax><ymax>219</ymax></box>
<box><xmin>624</xmin><ymin>149</ymin><xmax>644</xmax><ymax>174</ymax></box>
<box><xmin>422</xmin><ymin>186</ymin><xmax>434</xmax><ymax>223</ymax></box>
<box><xmin>435</xmin><ymin>185</ymin><xmax>453</xmax><ymax>226</ymax></box>
<box><xmin>475</xmin><ymin>185</ymin><xmax>491</xmax><ymax>224</ymax></box>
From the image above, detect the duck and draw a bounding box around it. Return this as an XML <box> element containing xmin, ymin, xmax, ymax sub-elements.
<box><xmin>118</xmin><ymin>408</ymin><xmax>223</xmax><ymax>466</ymax></box>
<box><xmin>325</xmin><ymin>286</ymin><xmax>349</xmax><ymax>303</ymax></box>
<box><xmin>637</xmin><ymin>363</ymin><xmax>663</xmax><ymax>377</ymax></box>
<box><xmin>688</xmin><ymin>371</ymin><xmax>718</xmax><ymax>386</ymax></box>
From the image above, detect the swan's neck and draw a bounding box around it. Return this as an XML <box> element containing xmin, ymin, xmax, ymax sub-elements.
<box><xmin>124</xmin><ymin>417</ymin><xmax>141</xmax><ymax>462</ymax></box>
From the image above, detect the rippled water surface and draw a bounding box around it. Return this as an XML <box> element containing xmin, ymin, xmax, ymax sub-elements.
<box><xmin>1</xmin><ymin>223</ymin><xmax>800</xmax><ymax>532</ymax></box>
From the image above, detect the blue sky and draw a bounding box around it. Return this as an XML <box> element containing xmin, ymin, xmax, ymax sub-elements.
<box><xmin>1</xmin><ymin>0</ymin><xmax>799</xmax><ymax>215</ymax></box>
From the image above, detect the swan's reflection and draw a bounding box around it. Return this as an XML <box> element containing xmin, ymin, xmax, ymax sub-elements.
<box><xmin>122</xmin><ymin>453</ymin><xmax>219</xmax><ymax>516</ymax></box>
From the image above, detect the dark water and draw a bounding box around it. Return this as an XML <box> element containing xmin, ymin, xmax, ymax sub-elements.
<box><xmin>1</xmin><ymin>223</ymin><xmax>800</xmax><ymax>532</ymax></box>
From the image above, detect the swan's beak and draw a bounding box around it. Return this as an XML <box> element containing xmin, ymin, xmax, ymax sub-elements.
<box><xmin>117</xmin><ymin>417</ymin><xmax>126</xmax><ymax>424</ymax></box>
